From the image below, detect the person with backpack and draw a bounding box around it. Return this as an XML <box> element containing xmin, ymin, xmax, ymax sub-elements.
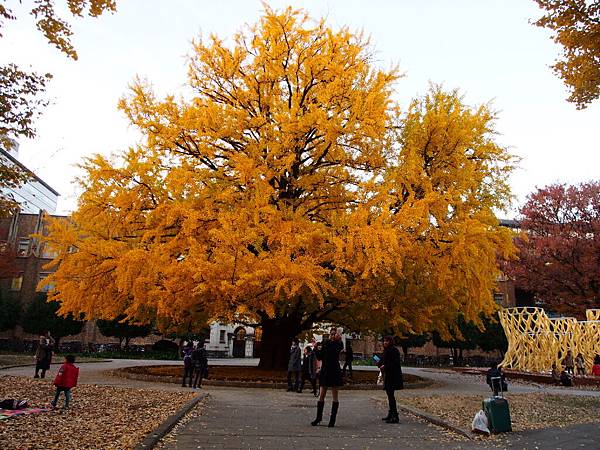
<box><xmin>192</xmin><ymin>343</ymin><xmax>208</xmax><ymax>389</ymax></box>
<box><xmin>51</xmin><ymin>355</ymin><xmax>79</xmax><ymax>409</ymax></box>
<box><xmin>181</xmin><ymin>342</ymin><xmax>194</xmax><ymax>387</ymax></box>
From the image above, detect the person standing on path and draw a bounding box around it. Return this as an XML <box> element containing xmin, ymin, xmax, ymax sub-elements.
<box><xmin>311</xmin><ymin>327</ymin><xmax>343</xmax><ymax>427</ymax></box>
<box><xmin>342</xmin><ymin>342</ymin><xmax>354</xmax><ymax>379</ymax></box>
<box><xmin>287</xmin><ymin>338</ymin><xmax>302</xmax><ymax>392</ymax></box>
<box><xmin>300</xmin><ymin>345</ymin><xmax>318</xmax><ymax>395</ymax></box>
<box><xmin>192</xmin><ymin>343</ymin><xmax>208</xmax><ymax>389</ymax></box>
<box><xmin>34</xmin><ymin>332</ymin><xmax>55</xmax><ymax>379</ymax></box>
<box><xmin>181</xmin><ymin>342</ymin><xmax>194</xmax><ymax>387</ymax></box>
<box><xmin>379</xmin><ymin>335</ymin><xmax>403</xmax><ymax>424</ymax></box>
<box><xmin>575</xmin><ymin>353</ymin><xmax>585</xmax><ymax>376</ymax></box>
<box><xmin>563</xmin><ymin>350</ymin><xmax>575</xmax><ymax>375</ymax></box>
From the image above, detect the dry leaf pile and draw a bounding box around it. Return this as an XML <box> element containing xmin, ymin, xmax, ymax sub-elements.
<box><xmin>401</xmin><ymin>393</ymin><xmax>600</xmax><ymax>432</ymax></box>
<box><xmin>0</xmin><ymin>376</ymin><xmax>196</xmax><ymax>449</ymax></box>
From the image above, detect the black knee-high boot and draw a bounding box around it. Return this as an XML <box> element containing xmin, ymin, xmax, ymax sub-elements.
<box><xmin>328</xmin><ymin>401</ymin><xmax>339</xmax><ymax>427</ymax></box>
<box><xmin>311</xmin><ymin>401</ymin><xmax>324</xmax><ymax>426</ymax></box>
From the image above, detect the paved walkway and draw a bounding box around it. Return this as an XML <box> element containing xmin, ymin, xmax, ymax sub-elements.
<box><xmin>164</xmin><ymin>387</ymin><xmax>486</xmax><ymax>450</ymax></box>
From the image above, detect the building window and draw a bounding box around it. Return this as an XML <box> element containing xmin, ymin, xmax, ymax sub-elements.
<box><xmin>10</xmin><ymin>275</ymin><xmax>23</xmax><ymax>291</ymax></box>
<box><xmin>219</xmin><ymin>330</ymin><xmax>226</xmax><ymax>344</ymax></box>
<box><xmin>17</xmin><ymin>238</ymin><xmax>30</xmax><ymax>257</ymax></box>
<box><xmin>41</xmin><ymin>245</ymin><xmax>58</xmax><ymax>259</ymax></box>
<box><xmin>37</xmin><ymin>273</ymin><xmax>54</xmax><ymax>292</ymax></box>
<box><xmin>493</xmin><ymin>293</ymin><xmax>504</xmax><ymax>305</ymax></box>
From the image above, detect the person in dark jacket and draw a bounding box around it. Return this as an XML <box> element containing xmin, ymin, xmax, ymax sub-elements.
<box><xmin>191</xmin><ymin>343</ymin><xmax>208</xmax><ymax>388</ymax></box>
<box><xmin>181</xmin><ymin>342</ymin><xmax>194</xmax><ymax>387</ymax></box>
<box><xmin>486</xmin><ymin>362</ymin><xmax>507</xmax><ymax>396</ymax></box>
<box><xmin>379</xmin><ymin>335</ymin><xmax>403</xmax><ymax>424</ymax></box>
<box><xmin>51</xmin><ymin>354</ymin><xmax>79</xmax><ymax>409</ymax></box>
<box><xmin>342</xmin><ymin>342</ymin><xmax>354</xmax><ymax>379</ymax></box>
<box><xmin>300</xmin><ymin>345</ymin><xmax>318</xmax><ymax>395</ymax></box>
<box><xmin>34</xmin><ymin>332</ymin><xmax>55</xmax><ymax>379</ymax></box>
<box><xmin>311</xmin><ymin>327</ymin><xmax>343</xmax><ymax>427</ymax></box>
<box><xmin>287</xmin><ymin>338</ymin><xmax>302</xmax><ymax>392</ymax></box>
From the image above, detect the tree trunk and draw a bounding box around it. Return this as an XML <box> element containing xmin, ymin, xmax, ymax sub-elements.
<box><xmin>257</xmin><ymin>317</ymin><xmax>302</xmax><ymax>371</ymax></box>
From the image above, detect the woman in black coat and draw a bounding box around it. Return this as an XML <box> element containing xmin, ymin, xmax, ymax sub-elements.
<box><xmin>379</xmin><ymin>335</ymin><xmax>403</xmax><ymax>423</ymax></box>
<box><xmin>311</xmin><ymin>326</ymin><xmax>343</xmax><ymax>428</ymax></box>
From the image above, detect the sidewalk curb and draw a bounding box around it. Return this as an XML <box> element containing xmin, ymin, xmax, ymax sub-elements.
<box><xmin>395</xmin><ymin>401</ymin><xmax>475</xmax><ymax>440</ymax></box>
<box><xmin>134</xmin><ymin>392</ymin><xmax>208</xmax><ymax>450</ymax></box>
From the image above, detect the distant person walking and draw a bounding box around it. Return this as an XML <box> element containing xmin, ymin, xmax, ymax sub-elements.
<box><xmin>34</xmin><ymin>332</ymin><xmax>55</xmax><ymax>379</ymax></box>
<box><xmin>287</xmin><ymin>338</ymin><xmax>302</xmax><ymax>392</ymax></box>
<box><xmin>379</xmin><ymin>335</ymin><xmax>403</xmax><ymax>424</ymax></box>
<box><xmin>51</xmin><ymin>354</ymin><xmax>79</xmax><ymax>409</ymax></box>
<box><xmin>192</xmin><ymin>343</ymin><xmax>208</xmax><ymax>389</ymax></box>
<box><xmin>311</xmin><ymin>327</ymin><xmax>343</xmax><ymax>427</ymax></box>
<box><xmin>342</xmin><ymin>342</ymin><xmax>354</xmax><ymax>379</ymax></box>
<box><xmin>300</xmin><ymin>345</ymin><xmax>318</xmax><ymax>395</ymax></box>
<box><xmin>575</xmin><ymin>353</ymin><xmax>585</xmax><ymax>376</ymax></box>
<box><xmin>181</xmin><ymin>342</ymin><xmax>194</xmax><ymax>387</ymax></box>
<box><xmin>563</xmin><ymin>350</ymin><xmax>574</xmax><ymax>375</ymax></box>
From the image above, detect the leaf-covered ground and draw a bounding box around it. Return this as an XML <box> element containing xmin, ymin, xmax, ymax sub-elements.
<box><xmin>401</xmin><ymin>393</ymin><xmax>600</xmax><ymax>432</ymax></box>
<box><xmin>0</xmin><ymin>376</ymin><xmax>196</xmax><ymax>449</ymax></box>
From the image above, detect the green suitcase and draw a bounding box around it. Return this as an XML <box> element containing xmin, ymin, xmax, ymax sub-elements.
<box><xmin>482</xmin><ymin>396</ymin><xmax>512</xmax><ymax>433</ymax></box>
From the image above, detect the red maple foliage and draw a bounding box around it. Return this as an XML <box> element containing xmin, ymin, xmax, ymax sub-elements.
<box><xmin>507</xmin><ymin>181</ymin><xmax>600</xmax><ymax>318</ymax></box>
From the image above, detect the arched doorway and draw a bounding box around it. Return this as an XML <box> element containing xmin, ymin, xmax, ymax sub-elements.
<box><xmin>232</xmin><ymin>326</ymin><xmax>246</xmax><ymax>358</ymax></box>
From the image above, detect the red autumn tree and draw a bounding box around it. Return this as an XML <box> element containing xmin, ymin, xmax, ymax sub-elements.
<box><xmin>508</xmin><ymin>181</ymin><xmax>600</xmax><ymax>317</ymax></box>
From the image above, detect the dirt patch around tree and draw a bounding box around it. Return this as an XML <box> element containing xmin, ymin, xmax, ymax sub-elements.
<box><xmin>117</xmin><ymin>365</ymin><xmax>425</xmax><ymax>387</ymax></box>
<box><xmin>0</xmin><ymin>375</ymin><xmax>197</xmax><ymax>449</ymax></box>
<box><xmin>400</xmin><ymin>393</ymin><xmax>600</xmax><ymax>433</ymax></box>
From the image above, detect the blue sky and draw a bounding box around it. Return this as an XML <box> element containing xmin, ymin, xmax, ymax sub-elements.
<box><xmin>1</xmin><ymin>0</ymin><xmax>598</xmax><ymax>214</ymax></box>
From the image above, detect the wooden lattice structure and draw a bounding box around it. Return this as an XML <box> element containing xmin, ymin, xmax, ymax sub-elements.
<box><xmin>499</xmin><ymin>307</ymin><xmax>600</xmax><ymax>373</ymax></box>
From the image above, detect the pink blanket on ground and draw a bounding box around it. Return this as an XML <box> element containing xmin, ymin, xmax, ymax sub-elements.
<box><xmin>0</xmin><ymin>407</ymin><xmax>49</xmax><ymax>420</ymax></box>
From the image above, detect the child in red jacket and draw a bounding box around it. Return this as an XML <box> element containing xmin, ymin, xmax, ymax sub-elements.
<box><xmin>51</xmin><ymin>355</ymin><xmax>79</xmax><ymax>409</ymax></box>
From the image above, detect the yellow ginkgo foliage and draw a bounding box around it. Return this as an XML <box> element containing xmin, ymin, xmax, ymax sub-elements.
<box><xmin>42</xmin><ymin>7</ymin><xmax>516</xmax><ymax>369</ymax></box>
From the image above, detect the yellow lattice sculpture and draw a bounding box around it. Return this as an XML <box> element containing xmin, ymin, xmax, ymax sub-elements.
<box><xmin>499</xmin><ymin>307</ymin><xmax>600</xmax><ymax>373</ymax></box>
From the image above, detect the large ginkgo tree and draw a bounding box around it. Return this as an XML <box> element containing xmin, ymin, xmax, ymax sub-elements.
<box><xmin>42</xmin><ymin>7</ymin><xmax>516</xmax><ymax>369</ymax></box>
